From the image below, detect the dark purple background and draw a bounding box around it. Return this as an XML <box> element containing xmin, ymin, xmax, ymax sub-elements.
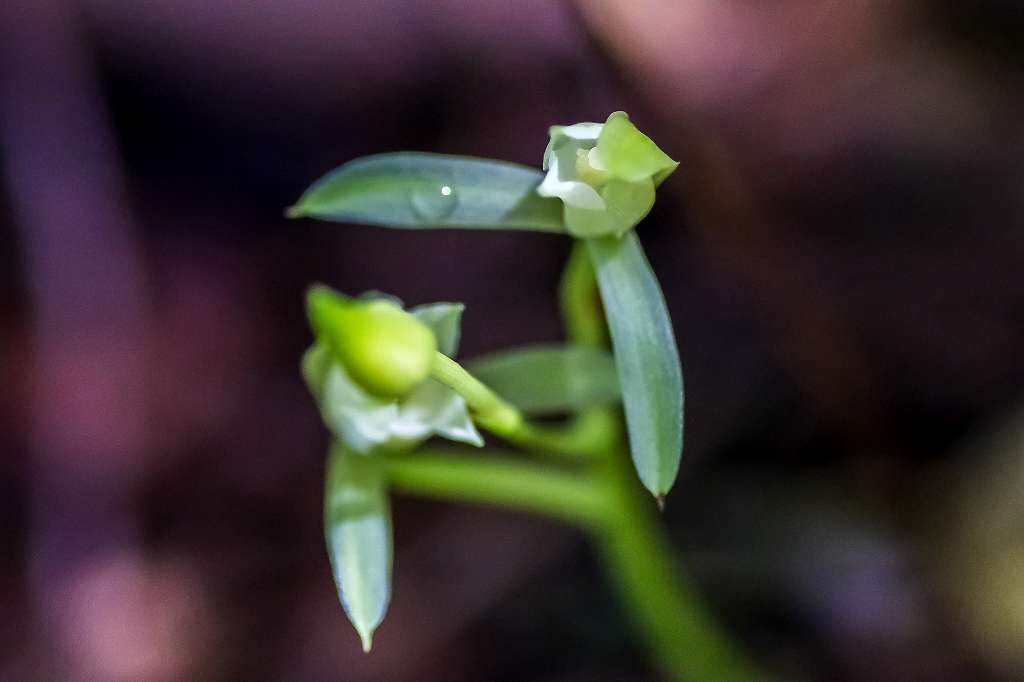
<box><xmin>3</xmin><ymin>1</ymin><xmax>1024</xmax><ymax>680</ymax></box>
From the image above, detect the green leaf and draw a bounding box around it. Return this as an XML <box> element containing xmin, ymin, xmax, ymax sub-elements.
<box><xmin>288</xmin><ymin>153</ymin><xmax>566</xmax><ymax>233</ymax></box>
<box><xmin>324</xmin><ymin>443</ymin><xmax>392</xmax><ymax>652</ymax></box>
<box><xmin>587</xmin><ymin>232</ymin><xmax>683</xmax><ymax>498</ymax></box>
<box><xmin>467</xmin><ymin>343</ymin><xmax>620</xmax><ymax>415</ymax></box>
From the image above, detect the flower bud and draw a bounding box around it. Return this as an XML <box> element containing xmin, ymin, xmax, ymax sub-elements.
<box><xmin>537</xmin><ymin>111</ymin><xmax>678</xmax><ymax>238</ymax></box>
<box><xmin>307</xmin><ymin>287</ymin><xmax>437</xmax><ymax>400</ymax></box>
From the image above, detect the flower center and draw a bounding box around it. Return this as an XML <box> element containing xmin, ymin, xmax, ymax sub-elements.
<box><xmin>575</xmin><ymin>148</ymin><xmax>609</xmax><ymax>189</ymax></box>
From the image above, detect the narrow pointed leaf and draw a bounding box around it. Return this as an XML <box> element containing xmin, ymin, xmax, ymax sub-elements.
<box><xmin>467</xmin><ymin>343</ymin><xmax>620</xmax><ymax>415</ymax></box>
<box><xmin>289</xmin><ymin>153</ymin><xmax>566</xmax><ymax>233</ymax></box>
<box><xmin>324</xmin><ymin>443</ymin><xmax>392</xmax><ymax>652</ymax></box>
<box><xmin>587</xmin><ymin>233</ymin><xmax>683</xmax><ymax>497</ymax></box>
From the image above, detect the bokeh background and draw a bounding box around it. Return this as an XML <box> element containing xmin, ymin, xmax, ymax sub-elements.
<box><xmin>3</xmin><ymin>1</ymin><xmax>1024</xmax><ymax>680</ymax></box>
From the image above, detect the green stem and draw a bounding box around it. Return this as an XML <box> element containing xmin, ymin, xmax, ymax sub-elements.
<box><xmin>504</xmin><ymin>414</ymin><xmax>613</xmax><ymax>460</ymax></box>
<box><xmin>560</xmin><ymin>240</ymin><xmax>606</xmax><ymax>347</ymax></box>
<box><xmin>418</xmin><ymin>238</ymin><xmax>761</xmax><ymax>680</ymax></box>
<box><xmin>562</xmin><ymin>237</ymin><xmax>760</xmax><ymax>680</ymax></box>
<box><xmin>431</xmin><ymin>351</ymin><xmax>607</xmax><ymax>458</ymax></box>
<box><xmin>384</xmin><ymin>450</ymin><xmax>608</xmax><ymax>529</ymax></box>
<box><xmin>593</xmin><ymin>448</ymin><xmax>761</xmax><ymax>681</ymax></box>
<box><xmin>555</xmin><ymin>241</ymin><xmax>620</xmax><ymax>456</ymax></box>
<box><xmin>431</xmin><ymin>351</ymin><xmax>521</xmax><ymax>433</ymax></box>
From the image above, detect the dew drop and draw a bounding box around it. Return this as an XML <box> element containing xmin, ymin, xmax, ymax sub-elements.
<box><xmin>411</xmin><ymin>183</ymin><xmax>458</xmax><ymax>222</ymax></box>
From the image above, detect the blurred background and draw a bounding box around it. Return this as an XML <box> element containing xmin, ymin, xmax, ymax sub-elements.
<box><xmin>3</xmin><ymin>1</ymin><xmax>1024</xmax><ymax>679</ymax></box>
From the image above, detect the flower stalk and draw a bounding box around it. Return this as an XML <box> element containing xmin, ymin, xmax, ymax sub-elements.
<box><xmin>430</xmin><ymin>351</ymin><xmax>522</xmax><ymax>434</ymax></box>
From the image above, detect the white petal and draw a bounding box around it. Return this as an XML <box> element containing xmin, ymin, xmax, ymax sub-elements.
<box><xmin>322</xmin><ymin>364</ymin><xmax>401</xmax><ymax>452</ymax></box>
<box><xmin>545</xmin><ymin>180</ymin><xmax>605</xmax><ymax>211</ymax></box>
<box><xmin>544</xmin><ymin>123</ymin><xmax>602</xmax><ymax>169</ymax></box>
<box><xmin>396</xmin><ymin>380</ymin><xmax>483</xmax><ymax>447</ymax></box>
<box><xmin>430</xmin><ymin>394</ymin><xmax>484</xmax><ymax>447</ymax></box>
<box><xmin>542</xmin><ymin>134</ymin><xmax>575</xmax><ymax>172</ymax></box>
<box><xmin>560</xmin><ymin>122</ymin><xmax>603</xmax><ymax>141</ymax></box>
<box><xmin>537</xmin><ymin>151</ymin><xmax>605</xmax><ymax>210</ymax></box>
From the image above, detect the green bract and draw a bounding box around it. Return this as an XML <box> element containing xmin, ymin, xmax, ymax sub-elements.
<box><xmin>538</xmin><ymin>111</ymin><xmax>678</xmax><ymax>238</ymax></box>
<box><xmin>304</xmin><ymin>287</ymin><xmax>482</xmax><ymax>454</ymax></box>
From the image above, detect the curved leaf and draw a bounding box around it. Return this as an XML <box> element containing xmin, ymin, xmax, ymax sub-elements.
<box><xmin>325</xmin><ymin>443</ymin><xmax>392</xmax><ymax>652</ymax></box>
<box><xmin>288</xmin><ymin>153</ymin><xmax>566</xmax><ymax>233</ymax></box>
<box><xmin>587</xmin><ymin>233</ymin><xmax>683</xmax><ymax>498</ymax></box>
<box><xmin>467</xmin><ymin>343</ymin><xmax>620</xmax><ymax>415</ymax></box>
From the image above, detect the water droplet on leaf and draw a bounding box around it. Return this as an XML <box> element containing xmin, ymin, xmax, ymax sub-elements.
<box><xmin>411</xmin><ymin>184</ymin><xmax>458</xmax><ymax>221</ymax></box>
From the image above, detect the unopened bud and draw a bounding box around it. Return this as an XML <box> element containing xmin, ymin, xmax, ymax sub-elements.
<box><xmin>307</xmin><ymin>287</ymin><xmax>437</xmax><ymax>400</ymax></box>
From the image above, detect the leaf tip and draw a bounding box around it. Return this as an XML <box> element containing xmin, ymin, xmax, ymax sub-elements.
<box><xmin>285</xmin><ymin>204</ymin><xmax>305</xmax><ymax>219</ymax></box>
<box><xmin>654</xmin><ymin>494</ymin><xmax>666</xmax><ymax>513</ymax></box>
<box><xmin>359</xmin><ymin>628</ymin><xmax>375</xmax><ymax>653</ymax></box>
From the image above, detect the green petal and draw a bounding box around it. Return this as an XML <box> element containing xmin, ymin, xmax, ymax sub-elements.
<box><xmin>467</xmin><ymin>343</ymin><xmax>620</xmax><ymax>415</ymax></box>
<box><xmin>318</xmin><ymin>295</ymin><xmax>438</xmax><ymax>401</ymax></box>
<box><xmin>288</xmin><ymin>153</ymin><xmax>565</xmax><ymax>233</ymax></box>
<box><xmin>596</xmin><ymin>112</ymin><xmax>678</xmax><ymax>185</ymax></box>
<box><xmin>324</xmin><ymin>443</ymin><xmax>392</xmax><ymax>652</ymax></box>
<box><xmin>587</xmin><ymin>232</ymin><xmax>683</xmax><ymax>498</ymax></box>
<box><xmin>563</xmin><ymin>178</ymin><xmax>655</xmax><ymax>238</ymax></box>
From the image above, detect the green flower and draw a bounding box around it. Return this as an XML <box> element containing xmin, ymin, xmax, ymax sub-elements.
<box><xmin>303</xmin><ymin>287</ymin><xmax>482</xmax><ymax>453</ymax></box>
<box><xmin>537</xmin><ymin>111</ymin><xmax>678</xmax><ymax>238</ymax></box>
